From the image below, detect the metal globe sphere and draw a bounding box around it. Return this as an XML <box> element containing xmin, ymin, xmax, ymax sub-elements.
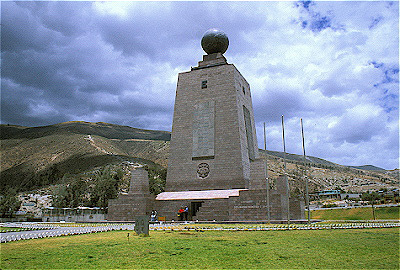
<box><xmin>201</xmin><ymin>28</ymin><xmax>229</xmax><ymax>55</ymax></box>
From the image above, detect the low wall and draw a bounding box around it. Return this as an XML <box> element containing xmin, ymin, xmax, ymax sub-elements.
<box><xmin>42</xmin><ymin>214</ymin><xmax>106</xmax><ymax>222</ymax></box>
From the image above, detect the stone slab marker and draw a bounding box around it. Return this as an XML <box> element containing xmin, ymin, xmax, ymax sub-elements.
<box><xmin>134</xmin><ymin>215</ymin><xmax>149</xmax><ymax>236</ymax></box>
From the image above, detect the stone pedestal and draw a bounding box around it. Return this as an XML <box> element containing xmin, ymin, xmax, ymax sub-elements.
<box><xmin>107</xmin><ymin>168</ymin><xmax>154</xmax><ymax>221</ymax></box>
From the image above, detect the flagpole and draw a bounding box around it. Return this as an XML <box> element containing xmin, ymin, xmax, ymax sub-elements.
<box><xmin>301</xmin><ymin>118</ymin><xmax>310</xmax><ymax>224</ymax></box>
<box><xmin>281</xmin><ymin>115</ymin><xmax>290</xmax><ymax>225</ymax></box>
<box><xmin>264</xmin><ymin>122</ymin><xmax>270</xmax><ymax>223</ymax></box>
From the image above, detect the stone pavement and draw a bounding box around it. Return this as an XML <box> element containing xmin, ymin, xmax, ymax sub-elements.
<box><xmin>2</xmin><ymin>221</ymin><xmax>398</xmax><ymax>243</ymax></box>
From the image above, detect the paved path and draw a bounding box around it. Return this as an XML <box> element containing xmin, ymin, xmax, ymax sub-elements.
<box><xmin>2</xmin><ymin>222</ymin><xmax>399</xmax><ymax>243</ymax></box>
<box><xmin>0</xmin><ymin>222</ymin><xmax>179</xmax><ymax>243</ymax></box>
<box><xmin>1</xmin><ymin>223</ymin><xmax>136</xmax><ymax>243</ymax></box>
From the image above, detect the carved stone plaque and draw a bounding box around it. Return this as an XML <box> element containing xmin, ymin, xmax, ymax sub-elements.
<box><xmin>192</xmin><ymin>101</ymin><xmax>215</xmax><ymax>158</ymax></box>
<box><xmin>243</xmin><ymin>105</ymin><xmax>255</xmax><ymax>160</ymax></box>
<box><xmin>197</xmin><ymin>163</ymin><xmax>210</xmax><ymax>178</ymax></box>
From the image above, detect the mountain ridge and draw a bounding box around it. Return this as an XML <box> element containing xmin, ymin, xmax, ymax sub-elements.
<box><xmin>0</xmin><ymin>121</ymin><xmax>171</xmax><ymax>141</ymax></box>
<box><xmin>0</xmin><ymin>121</ymin><xmax>390</xmax><ymax>171</ymax></box>
<box><xmin>1</xmin><ymin>121</ymin><xmax>398</xmax><ymax>195</ymax></box>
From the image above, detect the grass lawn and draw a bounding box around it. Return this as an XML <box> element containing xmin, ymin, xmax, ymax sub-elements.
<box><xmin>0</xmin><ymin>227</ymin><xmax>30</xmax><ymax>232</ymax></box>
<box><xmin>311</xmin><ymin>206</ymin><xmax>399</xmax><ymax>220</ymax></box>
<box><xmin>1</xmin><ymin>228</ymin><xmax>398</xmax><ymax>269</ymax></box>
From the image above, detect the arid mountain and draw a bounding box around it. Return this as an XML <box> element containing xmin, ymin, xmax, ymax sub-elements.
<box><xmin>349</xmin><ymin>165</ymin><xmax>385</xmax><ymax>171</ymax></box>
<box><xmin>0</xmin><ymin>121</ymin><xmax>170</xmax><ymax>193</ymax></box>
<box><xmin>1</xmin><ymin>121</ymin><xmax>398</xmax><ymax>194</ymax></box>
<box><xmin>0</xmin><ymin>121</ymin><xmax>171</xmax><ymax>141</ymax></box>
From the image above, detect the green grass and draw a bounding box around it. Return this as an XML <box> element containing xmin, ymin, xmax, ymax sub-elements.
<box><xmin>311</xmin><ymin>206</ymin><xmax>400</xmax><ymax>220</ymax></box>
<box><xmin>0</xmin><ymin>227</ymin><xmax>40</xmax><ymax>232</ymax></box>
<box><xmin>1</xmin><ymin>228</ymin><xmax>398</xmax><ymax>269</ymax></box>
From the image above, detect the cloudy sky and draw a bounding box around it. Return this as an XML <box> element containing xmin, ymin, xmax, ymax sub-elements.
<box><xmin>1</xmin><ymin>1</ymin><xmax>399</xmax><ymax>169</ymax></box>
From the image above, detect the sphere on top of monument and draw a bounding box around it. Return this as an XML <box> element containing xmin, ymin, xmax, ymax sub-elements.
<box><xmin>201</xmin><ymin>28</ymin><xmax>229</xmax><ymax>55</ymax></box>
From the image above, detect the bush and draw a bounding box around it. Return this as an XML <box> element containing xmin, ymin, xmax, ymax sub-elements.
<box><xmin>322</xmin><ymin>203</ymin><xmax>337</xmax><ymax>208</ymax></box>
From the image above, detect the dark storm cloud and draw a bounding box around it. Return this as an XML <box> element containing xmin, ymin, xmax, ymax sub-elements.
<box><xmin>1</xmin><ymin>1</ymin><xmax>171</xmax><ymax>128</ymax></box>
<box><xmin>94</xmin><ymin>1</ymin><xmax>266</xmax><ymax>64</ymax></box>
<box><xmin>1</xmin><ymin>1</ymin><xmax>266</xmax><ymax>129</ymax></box>
<box><xmin>1</xmin><ymin>1</ymin><xmax>398</xmax><ymax>168</ymax></box>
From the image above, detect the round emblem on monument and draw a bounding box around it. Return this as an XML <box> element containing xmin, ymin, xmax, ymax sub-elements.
<box><xmin>201</xmin><ymin>28</ymin><xmax>229</xmax><ymax>55</ymax></box>
<box><xmin>197</xmin><ymin>163</ymin><xmax>210</xmax><ymax>179</ymax></box>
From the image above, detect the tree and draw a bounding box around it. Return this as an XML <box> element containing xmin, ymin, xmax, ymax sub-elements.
<box><xmin>89</xmin><ymin>166</ymin><xmax>120</xmax><ymax>208</ymax></box>
<box><xmin>361</xmin><ymin>191</ymin><xmax>382</xmax><ymax>220</ymax></box>
<box><xmin>51</xmin><ymin>175</ymin><xmax>88</xmax><ymax>208</ymax></box>
<box><xmin>0</xmin><ymin>189</ymin><xmax>21</xmax><ymax>218</ymax></box>
<box><xmin>146</xmin><ymin>166</ymin><xmax>167</xmax><ymax>195</ymax></box>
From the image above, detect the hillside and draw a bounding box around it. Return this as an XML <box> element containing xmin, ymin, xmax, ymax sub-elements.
<box><xmin>349</xmin><ymin>165</ymin><xmax>385</xmax><ymax>171</ymax></box>
<box><xmin>1</xmin><ymin>121</ymin><xmax>398</xmax><ymax>195</ymax></box>
<box><xmin>0</xmin><ymin>121</ymin><xmax>170</xmax><ymax>193</ymax></box>
<box><xmin>0</xmin><ymin>121</ymin><xmax>171</xmax><ymax>141</ymax></box>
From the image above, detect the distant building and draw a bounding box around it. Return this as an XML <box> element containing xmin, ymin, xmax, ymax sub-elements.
<box><xmin>42</xmin><ymin>207</ymin><xmax>106</xmax><ymax>222</ymax></box>
<box><xmin>340</xmin><ymin>193</ymin><xmax>361</xmax><ymax>200</ymax></box>
<box><xmin>310</xmin><ymin>190</ymin><xmax>342</xmax><ymax>200</ymax></box>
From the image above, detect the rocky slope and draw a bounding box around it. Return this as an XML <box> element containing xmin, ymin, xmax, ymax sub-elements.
<box><xmin>1</xmin><ymin>121</ymin><xmax>398</xmax><ymax>195</ymax></box>
<box><xmin>0</xmin><ymin>122</ymin><xmax>169</xmax><ymax>193</ymax></box>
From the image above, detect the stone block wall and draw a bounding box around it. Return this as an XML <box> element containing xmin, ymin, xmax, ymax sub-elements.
<box><xmin>166</xmin><ymin>57</ymin><xmax>259</xmax><ymax>192</ymax></box>
<box><xmin>108</xmin><ymin>167</ymin><xmax>154</xmax><ymax>221</ymax></box>
<box><xmin>249</xmin><ymin>159</ymin><xmax>267</xmax><ymax>190</ymax></box>
<box><xmin>107</xmin><ymin>194</ymin><xmax>154</xmax><ymax>221</ymax></box>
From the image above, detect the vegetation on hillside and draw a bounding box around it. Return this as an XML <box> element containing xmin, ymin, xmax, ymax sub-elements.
<box><xmin>51</xmin><ymin>164</ymin><xmax>167</xmax><ymax>209</ymax></box>
<box><xmin>1</xmin><ymin>121</ymin><xmax>170</xmax><ymax>196</ymax></box>
<box><xmin>0</xmin><ymin>188</ymin><xmax>22</xmax><ymax>218</ymax></box>
<box><xmin>0</xmin><ymin>121</ymin><xmax>171</xmax><ymax>141</ymax></box>
<box><xmin>52</xmin><ymin>166</ymin><xmax>122</xmax><ymax>208</ymax></box>
<box><xmin>1</xmin><ymin>121</ymin><xmax>398</xmax><ymax>206</ymax></box>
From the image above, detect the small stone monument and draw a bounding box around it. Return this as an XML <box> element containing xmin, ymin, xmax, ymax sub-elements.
<box><xmin>107</xmin><ymin>167</ymin><xmax>153</xmax><ymax>221</ymax></box>
<box><xmin>134</xmin><ymin>215</ymin><xmax>149</xmax><ymax>236</ymax></box>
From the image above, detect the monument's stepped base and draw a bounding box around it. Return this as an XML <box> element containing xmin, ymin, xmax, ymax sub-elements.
<box><xmin>108</xmin><ymin>168</ymin><xmax>304</xmax><ymax>221</ymax></box>
<box><xmin>154</xmin><ymin>184</ymin><xmax>304</xmax><ymax>221</ymax></box>
<box><xmin>107</xmin><ymin>168</ymin><xmax>154</xmax><ymax>221</ymax></box>
<box><xmin>107</xmin><ymin>195</ymin><xmax>154</xmax><ymax>221</ymax></box>
<box><xmin>192</xmin><ymin>199</ymin><xmax>230</xmax><ymax>221</ymax></box>
<box><xmin>230</xmin><ymin>190</ymin><xmax>304</xmax><ymax>221</ymax></box>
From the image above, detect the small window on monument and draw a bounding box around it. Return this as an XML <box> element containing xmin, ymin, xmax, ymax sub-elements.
<box><xmin>201</xmin><ymin>80</ymin><xmax>208</xmax><ymax>89</ymax></box>
<box><xmin>242</xmin><ymin>86</ymin><xmax>246</xmax><ymax>95</ymax></box>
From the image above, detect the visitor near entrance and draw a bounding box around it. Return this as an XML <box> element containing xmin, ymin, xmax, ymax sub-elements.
<box><xmin>150</xmin><ymin>210</ymin><xmax>157</xmax><ymax>222</ymax></box>
<box><xmin>177</xmin><ymin>207</ymin><xmax>185</xmax><ymax>221</ymax></box>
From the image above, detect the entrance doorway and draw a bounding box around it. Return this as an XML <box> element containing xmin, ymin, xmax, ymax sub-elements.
<box><xmin>191</xmin><ymin>201</ymin><xmax>203</xmax><ymax>218</ymax></box>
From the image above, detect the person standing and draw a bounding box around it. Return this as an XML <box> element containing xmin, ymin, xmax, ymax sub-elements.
<box><xmin>178</xmin><ymin>207</ymin><xmax>185</xmax><ymax>221</ymax></box>
<box><xmin>150</xmin><ymin>210</ymin><xmax>157</xmax><ymax>222</ymax></box>
<box><xmin>183</xmin><ymin>206</ymin><xmax>189</xmax><ymax>221</ymax></box>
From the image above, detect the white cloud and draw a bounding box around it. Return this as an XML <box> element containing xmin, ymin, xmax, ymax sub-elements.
<box><xmin>2</xmin><ymin>1</ymin><xmax>398</xmax><ymax>169</ymax></box>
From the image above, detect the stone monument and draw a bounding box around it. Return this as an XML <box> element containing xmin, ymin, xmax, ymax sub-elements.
<box><xmin>108</xmin><ymin>29</ymin><xmax>304</xmax><ymax>221</ymax></box>
<box><xmin>108</xmin><ymin>167</ymin><xmax>154</xmax><ymax>221</ymax></box>
<box><xmin>165</xmin><ymin>28</ymin><xmax>258</xmax><ymax>192</ymax></box>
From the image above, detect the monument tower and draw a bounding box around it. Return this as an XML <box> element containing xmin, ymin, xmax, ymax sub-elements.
<box><xmin>166</xmin><ymin>29</ymin><xmax>259</xmax><ymax>191</ymax></box>
<box><xmin>108</xmin><ymin>29</ymin><xmax>304</xmax><ymax>221</ymax></box>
